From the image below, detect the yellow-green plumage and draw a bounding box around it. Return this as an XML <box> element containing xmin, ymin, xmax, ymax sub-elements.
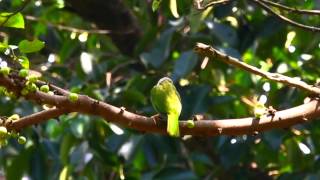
<box><xmin>150</xmin><ymin>77</ymin><xmax>182</xmax><ymax>137</ymax></box>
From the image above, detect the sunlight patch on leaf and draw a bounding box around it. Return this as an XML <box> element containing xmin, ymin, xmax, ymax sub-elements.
<box><xmin>18</xmin><ymin>56</ymin><xmax>29</xmax><ymax>69</ymax></box>
<box><xmin>78</xmin><ymin>32</ymin><xmax>88</xmax><ymax>42</ymax></box>
<box><xmin>80</xmin><ymin>52</ymin><xmax>93</xmax><ymax>74</ymax></box>
<box><xmin>169</xmin><ymin>0</ymin><xmax>179</xmax><ymax>18</ymax></box>
<box><xmin>109</xmin><ymin>123</ymin><xmax>124</xmax><ymax>135</ymax></box>
<box><xmin>298</xmin><ymin>142</ymin><xmax>311</xmax><ymax>155</ymax></box>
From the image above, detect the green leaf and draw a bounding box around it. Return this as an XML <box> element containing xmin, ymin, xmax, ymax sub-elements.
<box><xmin>152</xmin><ymin>0</ymin><xmax>162</xmax><ymax>12</ymax></box>
<box><xmin>70</xmin><ymin>115</ymin><xmax>89</xmax><ymax>138</ymax></box>
<box><xmin>0</xmin><ymin>12</ymin><xmax>24</xmax><ymax>28</ymax></box>
<box><xmin>60</xmin><ymin>134</ymin><xmax>76</xmax><ymax>165</ymax></box>
<box><xmin>6</xmin><ymin>147</ymin><xmax>32</xmax><ymax>180</ymax></box>
<box><xmin>172</xmin><ymin>51</ymin><xmax>197</xmax><ymax>80</ymax></box>
<box><xmin>59</xmin><ymin>165</ymin><xmax>72</xmax><ymax>180</ymax></box>
<box><xmin>19</xmin><ymin>39</ymin><xmax>45</xmax><ymax>53</ymax></box>
<box><xmin>210</xmin><ymin>22</ymin><xmax>238</xmax><ymax>46</ymax></box>
<box><xmin>18</xmin><ymin>56</ymin><xmax>30</xmax><ymax>69</ymax></box>
<box><xmin>0</xmin><ymin>42</ymin><xmax>8</xmax><ymax>52</ymax></box>
<box><xmin>181</xmin><ymin>85</ymin><xmax>211</xmax><ymax>117</ymax></box>
<box><xmin>188</xmin><ymin>7</ymin><xmax>212</xmax><ymax>33</ymax></box>
<box><xmin>140</xmin><ymin>28</ymin><xmax>175</xmax><ymax>68</ymax></box>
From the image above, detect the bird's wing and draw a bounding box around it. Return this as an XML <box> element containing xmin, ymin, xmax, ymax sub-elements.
<box><xmin>150</xmin><ymin>86</ymin><xmax>166</xmax><ymax>114</ymax></box>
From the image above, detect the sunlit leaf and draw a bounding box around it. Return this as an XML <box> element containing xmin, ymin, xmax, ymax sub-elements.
<box><xmin>59</xmin><ymin>165</ymin><xmax>72</xmax><ymax>180</ymax></box>
<box><xmin>0</xmin><ymin>12</ymin><xmax>24</xmax><ymax>28</ymax></box>
<box><xmin>0</xmin><ymin>42</ymin><xmax>8</xmax><ymax>52</ymax></box>
<box><xmin>18</xmin><ymin>56</ymin><xmax>29</xmax><ymax>69</ymax></box>
<box><xmin>152</xmin><ymin>0</ymin><xmax>162</xmax><ymax>12</ymax></box>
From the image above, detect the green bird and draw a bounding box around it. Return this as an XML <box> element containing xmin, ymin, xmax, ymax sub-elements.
<box><xmin>150</xmin><ymin>77</ymin><xmax>182</xmax><ymax>137</ymax></box>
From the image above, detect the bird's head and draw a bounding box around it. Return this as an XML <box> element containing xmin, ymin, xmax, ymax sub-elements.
<box><xmin>157</xmin><ymin>77</ymin><xmax>173</xmax><ymax>86</ymax></box>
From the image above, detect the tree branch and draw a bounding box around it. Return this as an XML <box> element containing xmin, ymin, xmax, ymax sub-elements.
<box><xmin>259</xmin><ymin>0</ymin><xmax>320</xmax><ymax>15</ymax></box>
<box><xmin>25</xmin><ymin>15</ymin><xmax>110</xmax><ymax>34</ymax></box>
<box><xmin>249</xmin><ymin>0</ymin><xmax>320</xmax><ymax>32</ymax></box>
<box><xmin>10</xmin><ymin>108</ymin><xmax>70</xmax><ymax>130</ymax></box>
<box><xmin>193</xmin><ymin>0</ymin><xmax>231</xmax><ymax>10</ymax></box>
<box><xmin>194</xmin><ymin>42</ymin><xmax>320</xmax><ymax>95</ymax></box>
<box><xmin>1</xmin><ymin>71</ymin><xmax>320</xmax><ymax>136</ymax></box>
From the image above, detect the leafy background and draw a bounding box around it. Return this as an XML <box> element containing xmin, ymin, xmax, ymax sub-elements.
<box><xmin>1</xmin><ymin>0</ymin><xmax>320</xmax><ymax>179</ymax></box>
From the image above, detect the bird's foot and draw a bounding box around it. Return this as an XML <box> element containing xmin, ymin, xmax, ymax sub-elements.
<box><xmin>151</xmin><ymin>114</ymin><xmax>166</xmax><ymax>124</ymax></box>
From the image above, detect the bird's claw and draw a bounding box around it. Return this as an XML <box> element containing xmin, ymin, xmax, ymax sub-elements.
<box><xmin>151</xmin><ymin>114</ymin><xmax>166</xmax><ymax>124</ymax></box>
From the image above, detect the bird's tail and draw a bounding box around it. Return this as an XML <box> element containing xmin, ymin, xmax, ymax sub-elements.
<box><xmin>167</xmin><ymin>113</ymin><xmax>180</xmax><ymax>137</ymax></box>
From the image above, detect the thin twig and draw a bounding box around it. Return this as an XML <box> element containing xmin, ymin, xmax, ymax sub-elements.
<box><xmin>11</xmin><ymin>108</ymin><xmax>70</xmax><ymax>130</ymax></box>
<box><xmin>25</xmin><ymin>15</ymin><xmax>110</xmax><ymax>34</ymax></box>
<box><xmin>193</xmin><ymin>0</ymin><xmax>231</xmax><ymax>10</ymax></box>
<box><xmin>250</xmin><ymin>0</ymin><xmax>320</xmax><ymax>32</ymax></box>
<box><xmin>260</xmin><ymin>0</ymin><xmax>320</xmax><ymax>15</ymax></box>
<box><xmin>36</xmin><ymin>80</ymin><xmax>69</xmax><ymax>96</ymax></box>
<box><xmin>25</xmin><ymin>15</ymin><xmax>137</xmax><ymax>35</ymax></box>
<box><xmin>194</xmin><ymin>42</ymin><xmax>320</xmax><ymax>95</ymax></box>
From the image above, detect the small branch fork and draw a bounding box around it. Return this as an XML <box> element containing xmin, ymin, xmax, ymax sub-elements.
<box><xmin>193</xmin><ymin>0</ymin><xmax>320</xmax><ymax>32</ymax></box>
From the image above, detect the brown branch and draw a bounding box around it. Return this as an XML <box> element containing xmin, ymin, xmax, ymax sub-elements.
<box><xmin>194</xmin><ymin>42</ymin><xmax>320</xmax><ymax>95</ymax></box>
<box><xmin>249</xmin><ymin>0</ymin><xmax>320</xmax><ymax>32</ymax></box>
<box><xmin>10</xmin><ymin>108</ymin><xmax>70</xmax><ymax>130</ymax></box>
<box><xmin>1</xmin><ymin>72</ymin><xmax>320</xmax><ymax>136</ymax></box>
<box><xmin>193</xmin><ymin>0</ymin><xmax>231</xmax><ymax>10</ymax></box>
<box><xmin>260</xmin><ymin>0</ymin><xmax>320</xmax><ymax>15</ymax></box>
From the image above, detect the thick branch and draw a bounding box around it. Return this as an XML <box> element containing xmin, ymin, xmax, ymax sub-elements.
<box><xmin>1</xmin><ymin>73</ymin><xmax>320</xmax><ymax>136</ymax></box>
<box><xmin>194</xmin><ymin>43</ymin><xmax>320</xmax><ymax>95</ymax></box>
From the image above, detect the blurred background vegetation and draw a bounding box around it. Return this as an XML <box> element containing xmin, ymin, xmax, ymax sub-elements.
<box><xmin>1</xmin><ymin>0</ymin><xmax>320</xmax><ymax>179</ymax></box>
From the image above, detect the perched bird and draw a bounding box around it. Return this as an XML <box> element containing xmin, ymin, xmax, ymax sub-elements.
<box><xmin>150</xmin><ymin>77</ymin><xmax>182</xmax><ymax>137</ymax></box>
